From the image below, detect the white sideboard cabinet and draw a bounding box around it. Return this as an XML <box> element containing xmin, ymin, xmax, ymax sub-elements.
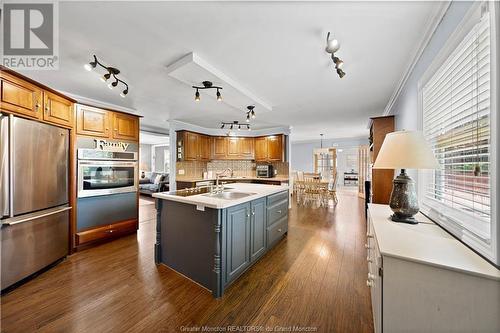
<box><xmin>367</xmin><ymin>204</ymin><xmax>500</xmax><ymax>333</ymax></box>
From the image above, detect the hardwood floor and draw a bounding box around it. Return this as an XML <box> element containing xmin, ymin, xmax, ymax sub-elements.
<box><xmin>1</xmin><ymin>192</ymin><xmax>373</xmax><ymax>333</ymax></box>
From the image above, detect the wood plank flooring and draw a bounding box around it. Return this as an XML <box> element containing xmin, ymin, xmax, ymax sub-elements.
<box><xmin>1</xmin><ymin>191</ymin><xmax>373</xmax><ymax>333</ymax></box>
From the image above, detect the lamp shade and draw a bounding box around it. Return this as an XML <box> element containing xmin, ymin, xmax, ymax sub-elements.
<box><xmin>373</xmin><ymin>130</ymin><xmax>439</xmax><ymax>170</ymax></box>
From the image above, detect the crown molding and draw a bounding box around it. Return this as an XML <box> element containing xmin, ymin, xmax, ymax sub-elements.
<box><xmin>382</xmin><ymin>1</ymin><xmax>451</xmax><ymax>117</ymax></box>
<box><xmin>59</xmin><ymin>90</ymin><xmax>139</xmax><ymax>115</ymax></box>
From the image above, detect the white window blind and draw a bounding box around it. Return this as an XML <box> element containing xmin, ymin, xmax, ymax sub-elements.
<box><xmin>421</xmin><ymin>13</ymin><xmax>493</xmax><ymax>259</ymax></box>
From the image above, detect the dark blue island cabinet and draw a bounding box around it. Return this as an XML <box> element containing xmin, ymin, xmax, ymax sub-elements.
<box><xmin>154</xmin><ymin>190</ymin><xmax>289</xmax><ymax>298</ymax></box>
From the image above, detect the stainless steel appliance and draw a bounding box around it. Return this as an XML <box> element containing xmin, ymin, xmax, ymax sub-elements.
<box><xmin>256</xmin><ymin>164</ymin><xmax>274</xmax><ymax>178</ymax></box>
<box><xmin>77</xmin><ymin>149</ymin><xmax>137</xmax><ymax>198</ymax></box>
<box><xmin>1</xmin><ymin>114</ymin><xmax>70</xmax><ymax>290</ymax></box>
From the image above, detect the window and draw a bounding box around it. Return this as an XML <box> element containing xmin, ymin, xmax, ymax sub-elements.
<box><xmin>152</xmin><ymin>144</ymin><xmax>170</xmax><ymax>173</ymax></box>
<box><xmin>419</xmin><ymin>2</ymin><xmax>498</xmax><ymax>265</ymax></box>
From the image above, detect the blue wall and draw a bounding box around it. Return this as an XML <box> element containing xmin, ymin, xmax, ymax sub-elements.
<box><xmin>389</xmin><ymin>1</ymin><xmax>474</xmax><ymax>130</ymax></box>
<box><xmin>291</xmin><ymin>137</ymin><xmax>368</xmax><ymax>172</ymax></box>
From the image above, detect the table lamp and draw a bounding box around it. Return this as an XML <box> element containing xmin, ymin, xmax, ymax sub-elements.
<box><xmin>373</xmin><ymin>130</ymin><xmax>439</xmax><ymax>224</ymax></box>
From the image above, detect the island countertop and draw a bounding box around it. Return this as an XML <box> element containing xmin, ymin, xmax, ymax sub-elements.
<box><xmin>152</xmin><ymin>183</ymin><xmax>289</xmax><ymax>209</ymax></box>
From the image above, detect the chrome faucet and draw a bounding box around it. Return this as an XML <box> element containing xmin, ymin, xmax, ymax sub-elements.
<box><xmin>214</xmin><ymin>168</ymin><xmax>233</xmax><ymax>193</ymax></box>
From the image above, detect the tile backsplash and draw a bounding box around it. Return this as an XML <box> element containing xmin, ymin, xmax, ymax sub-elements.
<box><xmin>176</xmin><ymin>160</ymin><xmax>289</xmax><ymax>179</ymax></box>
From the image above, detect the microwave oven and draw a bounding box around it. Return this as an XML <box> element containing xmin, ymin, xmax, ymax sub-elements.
<box><xmin>256</xmin><ymin>165</ymin><xmax>274</xmax><ymax>178</ymax></box>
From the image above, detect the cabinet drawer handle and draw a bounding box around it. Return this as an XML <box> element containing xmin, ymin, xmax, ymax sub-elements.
<box><xmin>366</xmin><ymin>280</ymin><xmax>374</xmax><ymax>287</ymax></box>
<box><xmin>277</xmin><ymin>210</ymin><xmax>282</xmax><ymax>214</ymax></box>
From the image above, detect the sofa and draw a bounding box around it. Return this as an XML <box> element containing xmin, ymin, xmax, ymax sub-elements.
<box><xmin>139</xmin><ymin>172</ymin><xmax>169</xmax><ymax>196</ymax></box>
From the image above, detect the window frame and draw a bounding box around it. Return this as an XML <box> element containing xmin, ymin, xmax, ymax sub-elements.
<box><xmin>417</xmin><ymin>1</ymin><xmax>499</xmax><ymax>266</ymax></box>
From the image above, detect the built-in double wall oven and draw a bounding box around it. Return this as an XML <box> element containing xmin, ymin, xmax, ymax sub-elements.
<box><xmin>77</xmin><ymin>149</ymin><xmax>138</xmax><ymax>198</ymax></box>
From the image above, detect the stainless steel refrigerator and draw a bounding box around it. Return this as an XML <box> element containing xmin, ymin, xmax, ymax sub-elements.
<box><xmin>1</xmin><ymin>114</ymin><xmax>71</xmax><ymax>290</ymax></box>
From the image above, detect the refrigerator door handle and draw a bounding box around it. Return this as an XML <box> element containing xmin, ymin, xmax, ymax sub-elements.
<box><xmin>9</xmin><ymin>114</ymin><xmax>14</xmax><ymax>217</ymax></box>
<box><xmin>2</xmin><ymin>206</ymin><xmax>72</xmax><ymax>226</ymax></box>
<box><xmin>0</xmin><ymin>114</ymin><xmax>11</xmax><ymax>218</ymax></box>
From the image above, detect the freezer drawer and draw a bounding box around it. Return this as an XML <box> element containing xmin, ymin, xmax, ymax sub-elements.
<box><xmin>1</xmin><ymin>207</ymin><xmax>70</xmax><ymax>290</ymax></box>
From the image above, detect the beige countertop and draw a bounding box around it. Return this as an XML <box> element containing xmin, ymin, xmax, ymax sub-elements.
<box><xmin>153</xmin><ymin>183</ymin><xmax>289</xmax><ymax>209</ymax></box>
<box><xmin>176</xmin><ymin>176</ymin><xmax>290</xmax><ymax>182</ymax></box>
<box><xmin>369</xmin><ymin>204</ymin><xmax>500</xmax><ymax>281</ymax></box>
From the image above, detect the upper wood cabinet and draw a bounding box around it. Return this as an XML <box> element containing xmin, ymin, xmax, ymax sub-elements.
<box><xmin>1</xmin><ymin>71</ymin><xmax>74</xmax><ymax>128</ymax></box>
<box><xmin>255</xmin><ymin>135</ymin><xmax>284</xmax><ymax>162</ymax></box>
<box><xmin>212</xmin><ymin>137</ymin><xmax>228</xmax><ymax>159</ymax></box>
<box><xmin>0</xmin><ymin>72</ymin><xmax>43</xmax><ymax>119</ymax></box>
<box><xmin>76</xmin><ymin>105</ymin><xmax>110</xmax><ymax>138</ymax></box>
<box><xmin>76</xmin><ymin>104</ymin><xmax>139</xmax><ymax>141</ymax></box>
<box><xmin>43</xmin><ymin>91</ymin><xmax>74</xmax><ymax>127</ymax></box>
<box><xmin>179</xmin><ymin>131</ymin><xmax>284</xmax><ymax>162</ymax></box>
<box><xmin>112</xmin><ymin>112</ymin><xmax>139</xmax><ymax>141</ymax></box>
<box><xmin>178</xmin><ymin>131</ymin><xmax>210</xmax><ymax>161</ymax></box>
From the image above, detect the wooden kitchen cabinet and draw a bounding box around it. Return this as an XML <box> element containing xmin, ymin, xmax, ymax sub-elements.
<box><xmin>76</xmin><ymin>105</ymin><xmax>110</xmax><ymax>138</ymax></box>
<box><xmin>0</xmin><ymin>72</ymin><xmax>43</xmax><ymax>119</ymax></box>
<box><xmin>76</xmin><ymin>104</ymin><xmax>139</xmax><ymax>141</ymax></box>
<box><xmin>239</xmin><ymin>137</ymin><xmax>255</xmax><ymax>159</ymax></box>
<box><xmin>255</xmin><ymin>135</ymin><xmax>284</xmax><ymax>162</ymax></box>
<box><xmin>199</xmin><ymin>134</ymin><xmax>211</xmax><ymax>161</ymax></box>
<box><xmin>227</xmin><ymin>137</ymin><xmax>240</xmax><ymax>158</ymax></box>
<box><xmin>177</xmin><ymin>131</ymin><xmax>211</xmax><ymax>161</ymax></box>
<box><xmin>112</xmin><ymin>112</ymin><xmax>139</xmax><ymax>141</ymax></box>
<box><xmin>212</xmin><ymin>136</ymin><xmax>228</xmax><ymax>159</ymax></box>
<box><xmin>43</xmin><ymin>91</ymin><xmax>74</xmax><ymax>127</ymax></box>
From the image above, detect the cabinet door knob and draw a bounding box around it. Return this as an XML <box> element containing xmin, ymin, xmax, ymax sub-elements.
<box><xmin>366</xmin><ymin>256</ymin><xmax>373</xmax><ymax>263</ymax></box>
<box><xmin>252</xmin><ymin>211</ymin><xmax>255</xmax><ymax>215</ymax></box>
<box><xmin>366</xmin><ymin>280</ymin><xmax>374</xmax><ymax>287</ymax></box>
<box><xmin>364</xmin><ymin>243</ymin><xmax>371</xmax><ymax>249</ymax></box>
<box><xmin>368</xmin><ymin>273</ymin><xmax>376</xmax><ymax>280</ymax></box>
<box><xmin>278</xmin><ymin>228</ymin><xmax>282</xmax><ymax>232</ymax></box>
<box><xmin>366</xmin><ymin>233</ymin><xmax>374</xmax><ymax>238</ymax></box>
<box><xmin>277</xmin><ymin>210</ymin><xmax>282</xmax><ymax>214</ymax></box>
<box><xmin>246</xmin><ymin>214</ymin><xmax>250</xmax><ymax>218</ymax></box>
<box><xmin>35</xmin><ymin>102</ymin><xmax>40</xmax><ymax>109</ymax></box>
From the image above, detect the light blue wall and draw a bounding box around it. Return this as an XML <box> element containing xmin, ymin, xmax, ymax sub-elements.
<box><xmin>389</xmin><ymin>1</ymin><xmax>474</xmax><ymax>131</ymax></box>
<box><xmin>387</xmin><ymin>1</ymin><xmax>473</xmax><ymax>180</ymax></box>
<box><xmin>291</xmin><ymin>137</ymin><xmax>368</xmax><ymax>172</ymax></box>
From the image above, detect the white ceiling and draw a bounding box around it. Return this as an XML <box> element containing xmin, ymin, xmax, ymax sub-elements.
<box><xmin>19</xmin><ymin>1</ymin><xmax>442</xmax><ymax>141</ymax></box>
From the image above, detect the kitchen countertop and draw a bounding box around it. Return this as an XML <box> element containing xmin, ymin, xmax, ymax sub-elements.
<box><xmin>153</xmin><ymin>183</ymin><xmax>289</xmax><ymax>209</ymax></box>
<box><xmin>369</xmin><ymin>204</ymin><xmax>500</xmax><ymax>281</ymax></box>
<box><xmin>176</xmin><ymin>176</ymin><xmax>290</xmax><ymax>182</ymax></box>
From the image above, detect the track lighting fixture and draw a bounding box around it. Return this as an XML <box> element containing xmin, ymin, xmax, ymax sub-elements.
<box><xmin>220</xmin><ymin>121</ymin><xmax>251</xmax><ymax>131</ymax></box>
<box><xmin>192</xmin><ymin>81</ymin><xmax>223</xmax><ymax>102</ymax></box>
<box><xmin>246</xmin><ymin>105</ymin><xmax>256</xmax><ymax>121</ymax></box>
<box><xmin>85</xmin><ymin>54</ymin><xmax>130</xmax><ymax>96</ymax></box>
<box><xmin>325</xmin><ymin>32</ymin><xmax>346</xmax><ymax>79</ymax></box>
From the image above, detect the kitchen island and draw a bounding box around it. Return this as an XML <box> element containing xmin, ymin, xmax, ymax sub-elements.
<box><xmin>153</xmin><ymin>183</ymin><xmax>289</xmax><ymax>297</ymax></box>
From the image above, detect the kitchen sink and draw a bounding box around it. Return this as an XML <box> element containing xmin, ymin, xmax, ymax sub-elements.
<box><xmin>203</xmin><ymin>191</ymin><xmax>257</xmax><ymax>200</ymax></box>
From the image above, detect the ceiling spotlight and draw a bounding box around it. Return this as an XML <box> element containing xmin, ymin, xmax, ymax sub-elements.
<box><xmin>251</xmin><ymin>110</ymin><xmax>256</xmax><ymax>119</ymax></box>
<box><xmin>120</xmin><ymin>88</ymin><xmax>128</xmax><ymax>98</ymax></box>
<box><xmin>246</xmin><ymin>114</ymin><xmax>250</xmax><ymax>122</ymax></box>
<box><xmin>192</xmin><ymin>81</ymin><xmax>223</xmax><ymax>102</ymax></box>
<box><xmin>337</xmin><ymin>68</ymin><xmax>346</xmax><ymax>78</ymax></box>
<box><xmin>195</xmin><ymin>89</ymin><xmax>200</xmax><ymax>102</ymax></box>
<box><xmin>100</xmin><ymin>72</ymin><xmax>111</xmax><ymax>82</ymax></box>
<box><xmin>325</xmin><ymin>32</ymin><xmax>340</xmax><ymax>53</ymax></box>
<box><xmin>333</xmin><ymin>56</ymin><xmax>344</xmax><ymax>69</ymax></box>
<box><xmin>84</xmin><ymin>55</ymin><xmax>98</xmax><ymax>71</ymax></box>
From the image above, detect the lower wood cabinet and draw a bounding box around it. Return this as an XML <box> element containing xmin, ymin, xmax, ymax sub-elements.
<box><xmin>76</xmin><ymin>219</ymin><xmax>138</xmax><ymax>246</ymax></box>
